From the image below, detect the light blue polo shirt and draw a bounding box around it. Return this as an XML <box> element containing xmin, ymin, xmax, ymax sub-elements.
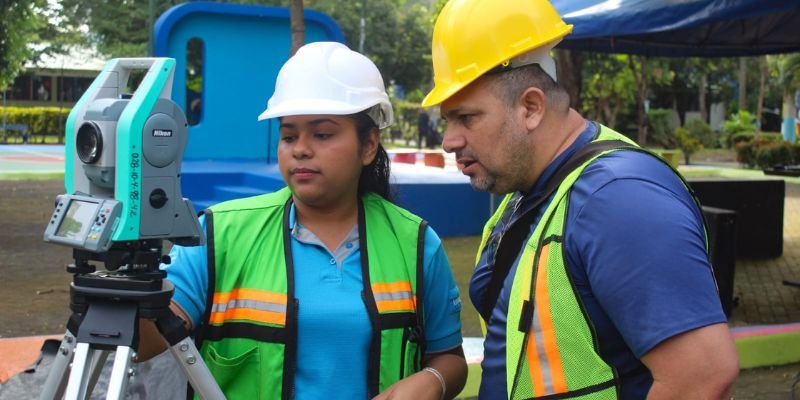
<box><xmin>163</xmin><ymin>203</ymin><xmax>463</xmax><ymax>400</ymax></box>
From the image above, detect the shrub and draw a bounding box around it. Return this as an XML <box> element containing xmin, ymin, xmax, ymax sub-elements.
<box><xmin>684</xmin><ymin>119</ymin><xmax>716</xmax><ymax>148</ymax></box>
<box><xmin>647</xmin><ymin>108</ymin><xmax>674</xmax><ymax>148</ymax></box>
<box><xmin>674</xmin><ymin>127</ymin><xmax>703</xmax><ymax>165</ymax></box>
<box><xmin>386</xmin><ymin>97</ymin><xmax>421</xmax><ymax>146</ymax></box>
<box><xmin>0</xmin><ymin>106</ymin><xmax>70</xmax><ymax>144</ymax></box>
<box><xmin>735</xmin><ymin>135</ymin><xmax>795</xmax><ymax>168</ymax></box>
<box><xmin>721</xmin><ymin>111</ymin><xmax>757</xmax><ymax>148</ymax></box>
<box><xmin>729</xmin><ymin>131</ymin><xmax>755</xmax><ymax>148</ymax></box>
<box><xmin>722</xmin><ymin>110</ymin><xmax>757</xmax><ymax>135</ymax></box>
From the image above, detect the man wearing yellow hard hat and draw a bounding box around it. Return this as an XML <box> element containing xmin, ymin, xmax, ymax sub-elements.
<box><xmin>423</xmin><ymin>0</ymin><xmax>739</xmax><ymax>399</ymax></box>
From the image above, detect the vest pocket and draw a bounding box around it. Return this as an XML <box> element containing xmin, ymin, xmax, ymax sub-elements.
<box><xmin>205</xmin><ymin>344</ymin><xmax>261</xmax><ymax>398</ymax></box>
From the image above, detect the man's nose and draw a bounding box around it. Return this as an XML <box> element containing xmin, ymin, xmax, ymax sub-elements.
<box><xmin>441</xmin><ymin>127</ymin><xmax>465</xmax><ymax>154</ymax></box>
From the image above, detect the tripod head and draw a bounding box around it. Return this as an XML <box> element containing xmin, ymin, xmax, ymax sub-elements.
<box><xmin>68</xmin><ymin>239</ymin><xmax>170</xmax><ymax>291</ymax></box>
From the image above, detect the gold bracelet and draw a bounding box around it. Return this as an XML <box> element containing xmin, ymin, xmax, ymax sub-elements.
<box><xmin>423</xmin><ymin>367</ymin><xmax>446</xmax><ymax>400</ymax></box>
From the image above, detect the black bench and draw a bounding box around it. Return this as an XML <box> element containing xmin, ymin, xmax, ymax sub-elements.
<box><xmin>688</xmin><ymin>178</ymin><xmax>785</xmax><ymax>259</ymax></box>
<box><xmin>0</xmin><ymin>124</ymin><xmax>30</xmax><ymax>143</ymax></box>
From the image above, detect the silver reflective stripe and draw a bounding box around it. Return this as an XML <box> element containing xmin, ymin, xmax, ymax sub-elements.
<box><xmin>211</xmin><ymin>299</ymin><xmax>287</xmax><ymax>314</ymax></box>
<box><xmin>532</xmin><ymin>306</ymin><xmax>555</xmax><ymax>395</ymax></box>
<box><xmin>373</xmin><ymin>291</ymin><xmax>413</xmax><ymax>301</ymax></box>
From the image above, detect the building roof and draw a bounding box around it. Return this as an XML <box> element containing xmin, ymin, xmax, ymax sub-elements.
<box><xmin>24</xmin><ymin>46</ymin><xmax>106</xmax><ymax>72</ymax></box>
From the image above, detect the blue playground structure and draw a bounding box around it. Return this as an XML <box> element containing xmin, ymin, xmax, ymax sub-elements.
<box><xmin>153</xmin><ymin>2</ymin><xmax>491</xmax><ymax>236</ymax></box>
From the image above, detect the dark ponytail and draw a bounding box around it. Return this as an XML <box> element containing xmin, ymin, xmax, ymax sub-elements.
<box><xmin>352</xmin><ymin>111</ymin><xmax>393</xmax><ymax>202</ymax></box>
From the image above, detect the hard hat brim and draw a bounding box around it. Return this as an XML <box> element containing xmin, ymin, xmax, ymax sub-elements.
<box><xmin>422</xmin><ymin>84</ymin><xmax>459</xmax><ymax>108</ymax></box>
<box><xmin>257</xmin><ymin>98</ymin><xmax>375</xmax><ymax>122</ymax></box>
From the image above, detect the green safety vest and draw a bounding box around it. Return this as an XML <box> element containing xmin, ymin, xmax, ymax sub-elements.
<box><xmin>197</xmin><ymin>187</ymin><xmax>427</xmax><ymax>399</ymax></box>
<box><xmin>478</xmin><ymin>125</ymin><xmax>698</xmax><ymax>399</ymax></box>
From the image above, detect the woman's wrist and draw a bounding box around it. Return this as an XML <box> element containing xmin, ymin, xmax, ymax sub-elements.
<box><xmin>422</xmin><ymin>367</ymin><xmax>446</xmax><ymax>400</ymax></box>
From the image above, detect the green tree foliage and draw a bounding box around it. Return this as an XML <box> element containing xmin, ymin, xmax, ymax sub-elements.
<box><xmin>581</xmin><ymin>54</ymin><xmax>672</xmax><ymax>143</ymax></box>
<box><xmin>0</xmin><ymin>0</ymin><xmax>45</xmax><ymax>90</ymax></box>
<box><xmin>0</xmin><ymin>0</ymin><xmax>85</xmax><ymax>90</ymax></box>
<box><xmin>581</xmin><ymin>53</ymin><xmax>635</xmax><ymax>130</ymax></box>
<box><xmin>56</xmin><ymin>0</ymin><xmax>433</xmax><ymax>94</ymax></box>
<box><xmin>289</xmin><ymin>0</ymin><xmax>433</xmax><ymax>93</ymax></box>
<box><xmin>58</xmin><ymin>0</ymin><xmax>181</xmax><ymax>57</ymax></box>
<box><xmin>775</xmin><ymin>54</ymin><xmax>800</xmax><ymax>123</ymax></box>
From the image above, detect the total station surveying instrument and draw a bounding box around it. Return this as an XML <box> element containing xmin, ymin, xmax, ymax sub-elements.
<box><xmin>40</xmin><ymin>58</ymin><xmax>224</xmax><ymax>399</ymax></box>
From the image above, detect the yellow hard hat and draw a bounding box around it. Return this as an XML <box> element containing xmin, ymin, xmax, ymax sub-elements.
<box><xmin>422</xmin><ymin>0</ymin><xmax>573</xmax><ymax>107</ymax></box>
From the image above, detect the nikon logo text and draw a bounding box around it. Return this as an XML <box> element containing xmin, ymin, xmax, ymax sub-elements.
<box><xmin>152</xmin><ymin>129</ymin><xmax>173</xmax><ymax>137</ymax></box>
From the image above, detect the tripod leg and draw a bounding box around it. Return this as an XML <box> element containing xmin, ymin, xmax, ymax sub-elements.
<box><xmin>39</xmin><ymin>331</ymin><xmax>76</xmax><ymax>400</ymax></box>
<box><xmin>64</xmin><ymin>342</ymin><xmax>103</xmax><ymax>400</ymax></box>
<box><xmin>167</xmin><ymin>338</ymin><xmax>225</xmax><ymax>400</ymax></box>
<box><xmin>105</xmin><ymin>346</ymin><xmax>135</xmax><ymax>400</ymax></box>
<box><xmin>85</xmin><ymin>349</ymin><xmax>109</xmax><ymax>396</ymax></box>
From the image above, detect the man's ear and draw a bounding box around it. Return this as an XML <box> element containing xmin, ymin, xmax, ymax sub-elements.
<box><xmin>362</xmin><ymin>128</ymin><xmax>380</xmax><ymax>166</ymax></box>
<box><xmin>519</xmin><ymin>87</ymin><xmax>546</xmax><ymax>131</ymax></box>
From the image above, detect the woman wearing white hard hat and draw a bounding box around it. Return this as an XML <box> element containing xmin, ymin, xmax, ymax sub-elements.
<box><xmin>139</xmin><ymin>42</ymin><xmax>467</xmax><ymax>400</ymax></box>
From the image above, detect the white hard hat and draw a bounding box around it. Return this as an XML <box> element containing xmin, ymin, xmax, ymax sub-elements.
<box><xmin>258</xmin><ymin>41</ymin><xmax>394</xmax><ymax>129</ymax></box>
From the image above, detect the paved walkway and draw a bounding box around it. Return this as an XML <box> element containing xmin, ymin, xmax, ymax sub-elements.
<box><xmin>0</xmin><ymin>145</ymin><xmax>64</xmax><ymax>175</ymax></box>
<box><xmin>729</xmin><ymin>182</ymin><xmax>800</xmax><ymax>326</ymax></box>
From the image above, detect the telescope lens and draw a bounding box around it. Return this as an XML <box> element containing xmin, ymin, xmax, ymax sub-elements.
<box><xmin>76</xmin><ymin>122</ymin><xmax>103</xmax><ymax>164</ymax></box>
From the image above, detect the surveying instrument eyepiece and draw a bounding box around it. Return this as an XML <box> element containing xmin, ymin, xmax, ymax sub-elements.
<box><xmin>40</xmin><ymin>58</ymin><xmax>224</xmax><ymax>400</ymax></box>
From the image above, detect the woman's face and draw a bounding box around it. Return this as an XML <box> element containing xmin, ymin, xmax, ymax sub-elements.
<box><xmin>278</xmin><ymin>114</ymin><xmax>378</xmax><ymax>208</ymax></box>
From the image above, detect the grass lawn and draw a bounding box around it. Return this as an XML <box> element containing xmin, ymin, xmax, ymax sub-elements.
<box><xmin>441</xmin><ymin>236</ymin><xmax>484</xmax><ymax>337</ymax></box>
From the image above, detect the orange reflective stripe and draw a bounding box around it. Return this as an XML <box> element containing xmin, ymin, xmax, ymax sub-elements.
<box><xmin>209</xmin><ymin>307</ymin><xmax>286</xmax><ymax>326</ymax></box>
<box><xmin>211</xmin><ymin>288</ymin><xmax>288</xmax><ymax>326</ymax></box>
<box><xmin>528</xmin><ymin>243</ymin><xmax>568</xmax><ymax>394</ymax></box>
<box><xmin>525</xmin><ymin>330</ymin><xmax>547</xmax><ymax>397</ymax></box>
<box><xmin>213</xmin><ymin>288</ymin><xmax>287</xmax><ymax>305</ymax></box>
<box><xmin>375</xmin><ymin>297</ymin><xmax>417</xmax><ymax>313</ymax></box>
<box><xmin>372</xmin><ymin>281</ymin><xmax>416</xmax><ymax>313</ymax></box>
<box><xmin>372</xmin><ymin>281</ymin><xmax>412</xmax><ymax>293</ymax></box>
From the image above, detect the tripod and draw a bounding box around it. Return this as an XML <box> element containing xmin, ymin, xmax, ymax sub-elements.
<box><xmin>39</xmin><ymin>243</ymin><xmax>225</xmax><ymax>400</ymax></box>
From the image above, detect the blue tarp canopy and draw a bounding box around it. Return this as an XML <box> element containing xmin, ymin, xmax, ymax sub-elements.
<box><xmin>552</xmin><ymin>0</ymin><xmax>800</xmax><ymax>57</ymax></box>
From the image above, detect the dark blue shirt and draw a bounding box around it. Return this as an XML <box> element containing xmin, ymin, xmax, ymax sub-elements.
<box><xmin>469</xmin><ymin>122</ymin><xmax>727</xmax><ymax>399</ymax></box>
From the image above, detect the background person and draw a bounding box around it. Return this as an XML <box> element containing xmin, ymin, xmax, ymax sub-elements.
<box><xmin>139</xmin><ymin>41</ymin><xmax>467</xmax><ymax>400</ymax></box>
<box><xmin>418</xmin><ymin>108</ymin><xmax>430</xmax><ymax>149</ymax></box>
<box><xmin>421</xmin><ymin>0</ymin><xmax>739</xmax><ymax>399</ymax></box>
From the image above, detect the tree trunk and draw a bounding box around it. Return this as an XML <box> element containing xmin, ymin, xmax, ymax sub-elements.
<box><xmin>630</xmin><ymin>55</ymin><xmax>649</xmax><ymax>145</ymax></box>
<box><xmin>756</xmin><ymin>56</ymin><xmax>767</xmax><ymax>134</ymax></box>
<box><xmin>738</xmin><ymin>57</ymin><xmax>747</xmax><ymax>111</ymax></box>
<box><xmin>289</xmin><ymin>0</ymin><xmax>305</xmax><ymax>56</ymax></box>
<box><xmin>554</xmin><ymin>49</ymin><xmax>583</xmax><ymax>111</ymax></box>
<box><xmin>784</xmin><ymin>89</ymin><xmax>798</xmax><ymax>129</ymax></box>
<box><xmin>699</xmin><ymin>74</ymin><xmax>708</xmax><ymax>122</ymax></box>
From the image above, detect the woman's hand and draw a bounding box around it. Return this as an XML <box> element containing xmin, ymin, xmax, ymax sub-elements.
<box><xmin>372</xmin><ymin>369</ymin><xmax>444</xmax><ymax>400</ymax></box>
<box><xmin>373</xmin><ymin>347</ymin><xmax>467</xmax><ymax>400</ymax></box>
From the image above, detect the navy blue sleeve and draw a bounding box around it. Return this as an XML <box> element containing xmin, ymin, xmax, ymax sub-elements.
<box><xmin>566</xmin><ymin>153</ymin><xmax>727</xmax><ymax>358</ymax></box>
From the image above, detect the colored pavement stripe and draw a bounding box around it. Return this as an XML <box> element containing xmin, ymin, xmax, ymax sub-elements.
<box><xmin>0</xmin><ymin>145</ymin><xmax>65</xmax><ymax>174</ymax></box>
<box><xmin>0</xmin><ymin>335</ymin><xmax>61</xmax><ymax>384</ymax></box>
<box><xmin>731</xmin><ymin>322</ymin><xmax>800</xmax><ymax>338</ymax></box>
